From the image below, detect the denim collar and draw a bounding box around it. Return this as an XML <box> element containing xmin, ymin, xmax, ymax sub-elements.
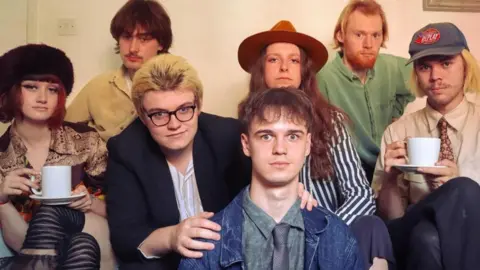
<box><xmin>219</xmin><ymin>187</ymin><xmax>331</xmax><ymax>268</ymax></box>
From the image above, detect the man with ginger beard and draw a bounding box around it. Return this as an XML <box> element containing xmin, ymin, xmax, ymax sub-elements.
<box><xmin>318</xmin><ymin>0</ymin><xmax>414</xmax><ymax>182</ymax></box>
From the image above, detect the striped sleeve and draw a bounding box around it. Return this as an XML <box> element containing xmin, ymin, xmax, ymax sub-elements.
<box><xmin>330</xmin><ymin>113</ymin><xmax>376</xmax><ymax>225</ymax></box>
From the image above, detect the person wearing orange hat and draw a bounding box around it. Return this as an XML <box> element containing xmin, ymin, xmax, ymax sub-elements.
<box><xmin>236</xmin><ymin>20</ymin><xmax>394</xmax><ymax>270</ymax></box>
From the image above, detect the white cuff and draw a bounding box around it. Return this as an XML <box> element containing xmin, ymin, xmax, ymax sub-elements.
<box><xmin>137</xmin><ymin>240</ymin><xmax>161</xmax><ymax>259</ymax></box>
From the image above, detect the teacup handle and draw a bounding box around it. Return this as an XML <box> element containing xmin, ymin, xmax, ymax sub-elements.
<box><xmin>30</xmin><ymin>175</ymin><xmax>42</xmax><ymax>196</ymax></box>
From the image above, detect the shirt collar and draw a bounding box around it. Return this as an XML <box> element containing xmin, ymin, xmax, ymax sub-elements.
<box><xmin>424</xmin><ymin>98</ymin><xmax>469</xmax><ymax>132</ymax></box>
<box><xmin>110</xmin><ymin>66</ymin><xmax>131</xmax><ymax>97</ymax></box>
<box><xmin>10</xmin><ymin>124</ymin><xmax>81</xmax><ymax>156</ymax></box>
<box><xmin>242</xmin><ymin>187</ymin><xmax>304</xmax><ymax>240</ymax></box>
<box><xmin>332</xmin><ymin>52</ymin><xmax>376</xmax><ymax>81</ymax></box>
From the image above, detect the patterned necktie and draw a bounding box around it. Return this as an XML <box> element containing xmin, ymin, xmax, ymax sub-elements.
<box><xmin>438</xmin><ymin>118</ymin><xmax>455</xmax><ymax>161</ymax></box>
<box><xmin>272</xmin><ymin>223</ymin><xmax>290</xmax><ymax>270</ymax></box>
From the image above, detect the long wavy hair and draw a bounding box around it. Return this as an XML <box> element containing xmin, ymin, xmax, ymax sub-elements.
<box><xmin>239</xmin><ymin>48</ymin><xmax>346</xmax><ymax>180</ymax></box>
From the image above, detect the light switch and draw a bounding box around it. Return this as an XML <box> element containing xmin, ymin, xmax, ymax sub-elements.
<box><xmin>57</xmin><ymin>18</ymin><xmax>77</xmax><ymax>36</ymax></box>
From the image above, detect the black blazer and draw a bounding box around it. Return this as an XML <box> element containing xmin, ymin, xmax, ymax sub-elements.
<box><xmin>106</xmin><ymin>113</ymin><xmax>251</xmax><ymax>270</ymax></box>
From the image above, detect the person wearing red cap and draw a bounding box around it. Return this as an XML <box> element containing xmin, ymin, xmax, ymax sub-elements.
<box><xmin>0</xmin><ymin>44</ymin><xmax>114</xmax><ymax>269</ymax></box>
<box><xmin>374</xmin><ymin>22</ymin><xmax>480</xmax><ymax>270</ymax></box>
<box><xmin>236</xmin><ymin>20</ymin><xmax>393</xmax><ymax>270</ymax></box>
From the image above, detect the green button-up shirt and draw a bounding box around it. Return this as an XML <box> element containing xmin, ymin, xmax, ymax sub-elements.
<box><xmin>242</xmin><ymin>189</ymin><xmax>305</xmax><ymax>270</ymax></box>
<box><xmin>318</xmin><ymin>52</ymin><xmax>414</xmax><ymax>168</ymax></box>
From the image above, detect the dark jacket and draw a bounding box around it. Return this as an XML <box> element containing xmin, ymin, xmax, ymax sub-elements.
<box><xmin>106</xmin><ymin>113</ymin><xmax>251</xmax><ymax>270</ymax></box>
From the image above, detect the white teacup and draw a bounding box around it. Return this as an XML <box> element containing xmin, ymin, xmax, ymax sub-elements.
<box><xmin>407</xmin><ymin>137</ymin><xmax>441</xmax><ymax>166</ymax></box>
<box><xmin>31</xmin><ymin>166</ymin><xmax>72</xmax><ymax>198</ymax></box>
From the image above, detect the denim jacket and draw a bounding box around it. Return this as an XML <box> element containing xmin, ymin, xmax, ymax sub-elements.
<box><xmin>179</xmin><ymin>188</ymin><xmax>364</xmax><ymax>270</ymax></box>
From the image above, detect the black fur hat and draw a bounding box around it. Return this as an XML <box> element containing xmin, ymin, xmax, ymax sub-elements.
<box><xmin>0</xmin><ymin>44</ymin><xmax>74</xmax><ymax>95</ymax></box>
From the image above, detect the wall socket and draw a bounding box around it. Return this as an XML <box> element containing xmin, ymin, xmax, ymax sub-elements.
<box><xmin>57</xmin><ymin>18</ymin><xmax>77</xmax><ymax>36</ymax></box>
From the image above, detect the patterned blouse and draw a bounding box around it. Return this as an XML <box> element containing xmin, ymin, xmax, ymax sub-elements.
<box><xmin>0</xmin><ymin>122</ymin><xmax>107</xmax><ymax>222</ymax></box>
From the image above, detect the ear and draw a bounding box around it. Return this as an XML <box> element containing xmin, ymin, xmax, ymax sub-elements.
<box><xmin>139</xmin><ymin>114</ymin><xmax>147</xmax><ymax>126</ymax></box>
<box><xmin>336</xmin><ymin>30</ymin><xmax>345</xmax><ymax>45</ymax></box>
<box><xmin>157</xmin><ymin>44</ymin><xmax>164</xmax><ymax>54</ymax></box>
<box><xmin>305</xmin><ymin>133</ymin><xmax>312</xmax><ymax>157</ymax></box>
<box><xmin>241</xmin><ymin>133</ymin><xmax>251</xmax><ymax>157</ymax></box>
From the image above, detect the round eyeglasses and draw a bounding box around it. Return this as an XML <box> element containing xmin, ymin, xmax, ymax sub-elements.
<box><xmin>146</xmin><ymin>105</ymin><xmax>196</xmax><ymax>127</ymax></box>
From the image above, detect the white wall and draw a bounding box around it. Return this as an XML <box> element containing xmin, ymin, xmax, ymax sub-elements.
<box><xmin>8</xmin><ymin>0</ymin><xmax>480</xmax><ymax>117</ymax></box>
<box><xmin>0</xmin><ymin>0</ymin><xmax>27</xmax><ymax>53</ymax></box>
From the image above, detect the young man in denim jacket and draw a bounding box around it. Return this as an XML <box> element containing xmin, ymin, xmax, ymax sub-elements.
<box><xmin>179</xmin><ymin>88</ymin><xmax>363</xmax><ymax>270</ymax></box>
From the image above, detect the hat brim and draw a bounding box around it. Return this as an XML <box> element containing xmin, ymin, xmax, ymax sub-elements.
<box><xmin>406</xmin><ymin>46</ymin><xmax>465</xmax><ymax>65</ymax></box>
<box><xmin>238</xmin><ymin>30</ymin><xmax>328</xmax><ymax>73</ymax></box>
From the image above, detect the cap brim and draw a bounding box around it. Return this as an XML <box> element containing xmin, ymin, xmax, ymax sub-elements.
<box><xmin>406</xmin><ymin>46</ymin><xmax>465</xmax><ymax>65</ymax></box>
<box><xmin>238</xmin><ymin>30</ymin><xmax>328</xmax><ymax>73</ymax></box>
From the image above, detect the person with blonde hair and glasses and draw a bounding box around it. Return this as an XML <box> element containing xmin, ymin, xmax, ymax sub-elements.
<box><xmin>374</xmin><ymin>23</ymin><xmax>480</xmax><ymax>270</ymax></box>
<box><xmin>106</xmin><ymin>53</ymin><xmax>318</xmax><ymax>269</ymax></box>
<box><xmin>318</xmin><ymin>0</ymin><xmax>414</xmax><ymax>182</ymax></box>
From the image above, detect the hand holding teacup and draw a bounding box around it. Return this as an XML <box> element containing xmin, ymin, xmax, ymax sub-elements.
<box><xmin>0</xmin><ymin>168</ymin><xmax>40</xmax><ymax>204</ymax></box>
<box><xmin>384</xmin><ymin>141</ymin><xmax>408</xmax><ymax>175</ymax></box>
<box><xmin>385</xmin><ymin>137</ymin><xmax>458</xmax><ymax>189</ymax></box>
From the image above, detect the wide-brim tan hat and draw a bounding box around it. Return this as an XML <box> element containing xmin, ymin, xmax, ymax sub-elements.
<box><xmin>238</xmin><ymin>20</ymin><xmax>328</xmax><ymax>73</ymax></box>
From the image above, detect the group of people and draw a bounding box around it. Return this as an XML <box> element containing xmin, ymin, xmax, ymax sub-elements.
<box><xmin>0</xmin><ymin>0</ymin><xmax>479</xmax><ymax>269</ymax></box>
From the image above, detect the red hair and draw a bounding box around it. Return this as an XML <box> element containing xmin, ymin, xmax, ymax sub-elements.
<box><xmin>0</xmin><ymin>74</ymin><xmax>67</xmax><ymax>129</ymax></box>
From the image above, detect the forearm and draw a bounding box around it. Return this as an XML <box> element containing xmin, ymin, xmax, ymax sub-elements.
<box><xmin>0</xmin><ymin>202</ymin><xmax>28</xmax><ymax>251</ymax></box>
<box><xmin>377</xmin><ymin>177</ymin><xmax>406</xmax><ymax>220</ymax></box>
<box><xmin>138</xmin><ymin>225</ymin><xmax>175</xmax><ymax>258</ymax></box>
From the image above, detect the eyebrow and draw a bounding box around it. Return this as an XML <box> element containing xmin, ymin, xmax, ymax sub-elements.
<box><xmin>254</xmin><ymin>129</ymin><xmax>306</xmax><ymax>136</ymax></box>
<box><xmin>266</xmin><ymin>52</ymin><xmax>300</xmax><ymax>58</ymax></box>
<box><xmin>144</xmin><ymin>101</ymin><xmax>194</xmax><ymax>114</ymax></box>
<box><xmin>21</xmin><ymin>80</ymin><xmax>60</xmax><ymax>86</ymax></box>
<box><xmin>417</xmin><ymin>56</ymin><xmax>455</xmax><ymax>65</ymax></box>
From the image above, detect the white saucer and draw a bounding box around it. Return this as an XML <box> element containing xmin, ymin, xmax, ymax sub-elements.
<box><xmin>393</xmin><ymin>164</ymin><xmax>446</xmax><ymax>173</ymax></box>
<box><xmin>29</xmin><ymin>193</ymin><xmax>86</xmax><ymax>205</ymax></box>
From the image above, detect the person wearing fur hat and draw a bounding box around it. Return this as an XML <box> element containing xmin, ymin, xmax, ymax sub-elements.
<box><xmin>0</xmin><ymin>44</ymin><xmax>115</xmax><ymax>269</ymax></box>
<box><xmin>65</xmin><ymin>0</ymin><xmax>173</xmax><ymax>142</ymax></box>
<box><xmin>237</xmin><ymin>20</ymin><xmax>394</xmax><ymax>270</ymax></box>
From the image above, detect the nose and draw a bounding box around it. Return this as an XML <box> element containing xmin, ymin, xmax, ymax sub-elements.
<box><xmin>429</xmin><ymin>65</ymin><xmax>443</xmax><ymax>82</ymax></box>
<box><xmin>36</xmin><ymin>87</ymin><xmax>48</xmax><ymax>104</ymax></box>
<box><xmin>129</xmin><ymin>38</ymin><xmax>140</xmax><ymax>53</ymax></box>
<box><xmin>273</xmin><ymin>137</ymin><xmax>287</xmax><ymax>155</ymax></box>
<box><xmin>363</xmin><ymin>35</ymin><xmax>373</xmax><ymax>49</ymax></box>
<box><xmin>280</xmin><ymin>60</ymin><xmax>288</xmax><ymax>72</ymax></box>
<box><xmin>166</xmin><ymin>114</ymin><xmax>181</xmax><ymax>130</ymax></box>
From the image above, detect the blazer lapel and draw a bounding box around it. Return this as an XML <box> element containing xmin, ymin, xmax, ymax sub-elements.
<box><xmin>193</xmin><ymin>131</ymin><xmax>230</xmax><ymax>213</ymax></box>
<box><xmin>142</xmin><ymin>136</ymin><xmax>180</xmax><ymax>225</ymax></box>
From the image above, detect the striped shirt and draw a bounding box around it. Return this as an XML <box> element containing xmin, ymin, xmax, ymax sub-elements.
<box><xmin>300</xmin><ymin>113</ymin><xmax>376</xmax><ymax>225</ymax></box>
